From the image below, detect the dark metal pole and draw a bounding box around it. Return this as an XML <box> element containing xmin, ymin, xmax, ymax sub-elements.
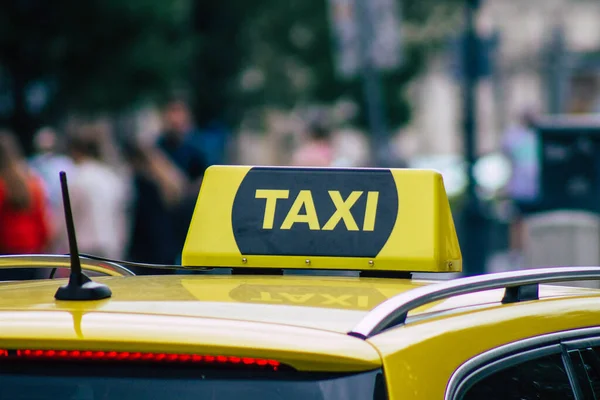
<box><xmin>464</xmin><ymin>1</ymin><xmax>478</xmax><ymax>176</ymax></box>
<box><xmin>461</xmin><ymin>0</ymin><xmax>488</xmax><ymax>276</ymax></box>
<box><xmin>355</xmin><ymin>0</ymin><xmax>391</xmax><ymax>167</ymax></box>
<box><xmin>363</xmin><ymin>62</ymin><xmax>390</xmax><ymax>166</ymax></box>
<box><xmin>546</xmin><ymin>26</ymin><xmax>567</xmax><ymax>115</ymax></box>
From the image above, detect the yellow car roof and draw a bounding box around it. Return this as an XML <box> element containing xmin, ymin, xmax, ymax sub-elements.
<box><xmin>0</xmin><ymin>275</ymin><xmax>417</xmax><ymax>333</ymax></box>
<box><xmin>0</xmin><ymin>275</ymin><xmax>596</xmax><ymax>334</ymax></box>
<box><xmin>0</xmin><ymin>270</ymin><xmax>599</xmax><ymax>373</ymax></box>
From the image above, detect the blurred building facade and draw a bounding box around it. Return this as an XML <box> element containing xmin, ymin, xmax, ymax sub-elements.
<box><xmin>396</xmin><ymin>0</ymin><xmax>600</xmax><ymax>159</ymax></box>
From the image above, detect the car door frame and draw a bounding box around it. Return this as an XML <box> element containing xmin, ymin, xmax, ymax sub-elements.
<box><xmin>445</xmin><ymin>326</ymin><xmax>600</xmax><ymax>400</ymax></box>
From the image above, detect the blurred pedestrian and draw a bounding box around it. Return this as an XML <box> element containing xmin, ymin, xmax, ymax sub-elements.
<box><xmin>0</xmin><ymin>131</ymin><xmax>51</xmax><ymax>280</ymax></box>
<box><xmin>501</xmin><ymin>108</ymin><xmax>541</xmax><ymax>266</ymax></box>
<box><xmin>288</xmin><ymin>117</ymin><xmax>358</xmax><ymax>277</ymax></box>
<box><xmin>291</xmin><ymin>120</ymin><xmax>334</xmax><ymax>167</ymax></box>
<box><xmin>28</xmin><ymin>127</ymin><xmax>74</xmax><ymax>253</ymax></box>
<box><xmin>67</xmin><ymin>130</ymin><xmax>130</xmax><ymax>259</ymax></box>
<box><xmin>124</xmin><ymin>140</ymin><xmax>185</xmax><ymax>270</ymax></box>
<box><xmin>201</xmin><ymin>120</ymin><xmax>229</xmax><ymax>167</ymax></box>
<box><xmin>331</xmin><ymin>127</ymin><xmax>371</xmax><ymax>167</ymax></box>
<box><xmin>157</xmin><ymin>94</ymin><xmax>208</xmax><ymax>183</ymax></box>
<box><xmin>155</xmin><ymin>95</ymin><xmax>209</xmax><ymax>263</ymax></box>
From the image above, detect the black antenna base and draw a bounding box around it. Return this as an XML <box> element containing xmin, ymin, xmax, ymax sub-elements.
<box><xmin>55</xmin><ymin>273</ymin><xmax>112</xmax><ymax>301</ymax></box>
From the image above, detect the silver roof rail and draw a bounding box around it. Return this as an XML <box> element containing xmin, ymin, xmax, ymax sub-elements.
<box><xmin>348</xmin><ymin>266</ymin><xmax>600</xmax><ymax>339</ymax></box>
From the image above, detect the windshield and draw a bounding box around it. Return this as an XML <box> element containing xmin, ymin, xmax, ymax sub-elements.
<box><xmin>0</xmin><ymin>363</ymin><xmax>386</xmax><ymax>400</ymax></box>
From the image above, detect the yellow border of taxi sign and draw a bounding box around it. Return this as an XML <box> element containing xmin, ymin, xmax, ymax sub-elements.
<box><xmin>182</xmin><ymin>166</ymin><xmax>462</xmax><ymax>273</ymax></box>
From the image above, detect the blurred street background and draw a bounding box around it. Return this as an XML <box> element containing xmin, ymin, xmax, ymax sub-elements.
<box><xmin>2</xmin><ymin>0</ymin><xmax>600</xmax><ymax>279</ymax></box>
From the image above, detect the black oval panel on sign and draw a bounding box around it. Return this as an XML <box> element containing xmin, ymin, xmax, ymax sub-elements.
<box><xmin>231</xmin><ymin>168</ymin><xmax>398</xmax><ymax>257</ymax></box>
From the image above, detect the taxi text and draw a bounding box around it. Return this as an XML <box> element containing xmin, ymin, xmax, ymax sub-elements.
<box><xmin>255</xmin><ymin>189</ymin><xmax>379</xmax><ymax>231</ymax></box>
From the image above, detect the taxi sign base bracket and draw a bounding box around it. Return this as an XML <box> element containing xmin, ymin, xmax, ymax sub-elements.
<box><xmin>231</xmin><ymin>268</ymin><xmax>283</xmax><ymax>275</ymax></box>
<box><xmin>360</xmin><ymin>271</ymin><xmax>412</xmax><ymax>279</ymax></box>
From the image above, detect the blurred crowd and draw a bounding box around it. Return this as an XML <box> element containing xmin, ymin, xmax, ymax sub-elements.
<box><xmin>0</xmin><ymin>78</ymin><xmax>545</xmax><ymax>280</ymax></box>
<box><xmin>0</xmin><ymin>95</ymin><xmax>216</xmax><ymax>279</ymax></box>
<box><xmin>0</xmin><ymin>95</ymin><xmax>356</xmax><ymax>280</ymax></box>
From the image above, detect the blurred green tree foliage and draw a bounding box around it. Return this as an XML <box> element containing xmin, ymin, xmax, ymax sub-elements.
<box><xmin>0</xmin><ymin>0</ymin><xmax>192</xmax><ymax>152</ymax></box>
<box><xmin>227</xmin><ymin>0</ymin><xmax>463</xmax><ymax>129</ymax></box>
<box><xmin>0</xmin><ymin>0</ymin><xmax>462</xmax><ymax>151</ymax></box>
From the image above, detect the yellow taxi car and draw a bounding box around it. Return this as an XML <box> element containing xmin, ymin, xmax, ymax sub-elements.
<box><xmin>1</xmin><ymin>166</ymin><xmax>600</xmax><ymax>399</ymax></box>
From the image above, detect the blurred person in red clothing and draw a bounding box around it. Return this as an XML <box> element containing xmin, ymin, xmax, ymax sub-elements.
<box><xmin>0</xmin><ymin>131</ymin><xmax>51</xmax><ymax>280</ymax></box>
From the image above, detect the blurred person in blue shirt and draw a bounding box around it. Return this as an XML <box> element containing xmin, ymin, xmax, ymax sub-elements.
<box><xmin>501</xmin><ymin>108</ymin><xmax>541</xmax><ymax>265</ymax></box>
<box><xmin>156</xmin><ymin>93</ymin><xmax>228</xmax><ymax>177</ymax></box>
<box><xmin>157</xmin><ymin>95</ymin><xmax>208</xmax><ymax>182</ymax></box>
<box><xmin>124</xmin><ymin>140</ymin><xmax>185</xmax><ymax>271</ymax></box>
<box><xmin>502</xmin><ymin>110</ymin><xmax>540</xmax><ymax>204</ymax></box>
<box><xmin>156</xmin><ymin>94</ymin><xmax>227</xmax><ymax>267</ymax></box>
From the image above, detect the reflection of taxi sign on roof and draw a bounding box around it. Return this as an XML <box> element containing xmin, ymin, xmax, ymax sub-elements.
<box><xmin>182</xmin><ymin>166</ymin><xmax>462</xmax><ymax>272</ymax></box>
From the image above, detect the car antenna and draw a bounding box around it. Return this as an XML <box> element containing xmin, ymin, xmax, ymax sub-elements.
<box><xmin>55</xmin><ymin>171</ymin><xmax>112</xmax><ymax>301</ymax></box>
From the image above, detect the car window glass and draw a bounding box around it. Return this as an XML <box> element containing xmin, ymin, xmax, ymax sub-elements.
<box><xmin>578</xmin><ymin>347</ymin><xmax>600</xmax><ymax>398</ymax></box>
<box><xmin>567</xmin><ymin>349</ymin><xmax>595</xmax><ymax>400</ymax></box>
<box><xmin>461</xmin><ymin>352</ymin><xmax>575</xmax><ymax>400</ymax></box>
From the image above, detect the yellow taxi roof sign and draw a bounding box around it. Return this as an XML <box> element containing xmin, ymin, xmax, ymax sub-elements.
<box><xmin>182</xmin><ymin>166</ymin><xmax>462</xmax><ymax>273</ymax></box>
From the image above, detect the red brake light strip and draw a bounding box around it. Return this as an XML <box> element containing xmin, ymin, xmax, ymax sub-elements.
<box><xmin>0</xmin><ymin>349</ymin><xmax>280</xmax><ymax>370</ymax></box>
